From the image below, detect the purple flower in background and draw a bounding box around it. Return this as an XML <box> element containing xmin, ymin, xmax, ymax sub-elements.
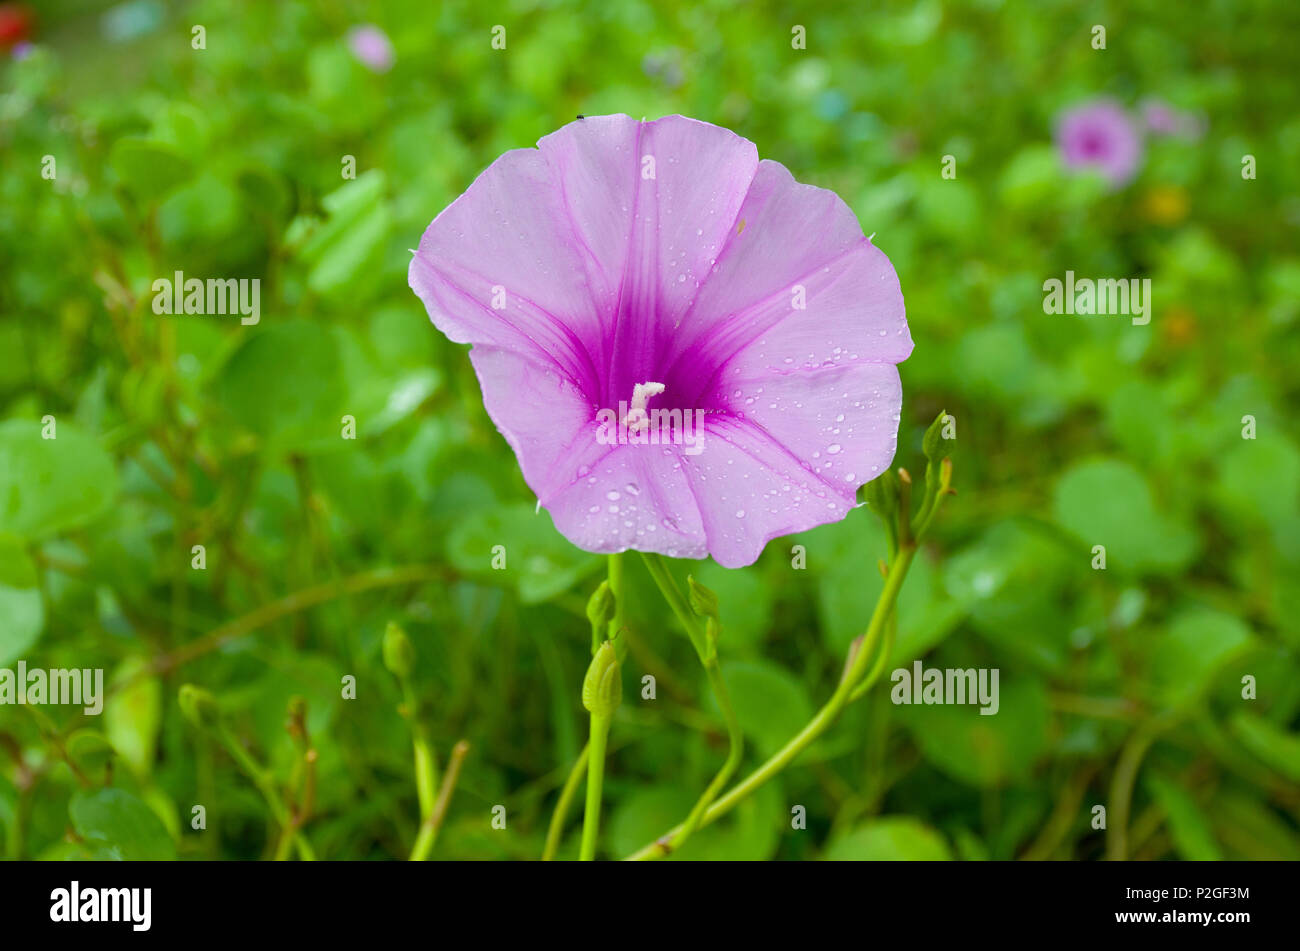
<box><xmin>1140</xmin><ymin>97</ymin><xmax>1206</xmax><ymax>140</ymax></box>
<box><xmin>409</xmin><ymin>114</ymin><xmax>911</xmax><ymax>568</ymax></box>
<box><xmin>1055</xmin><ymin>99</ymin><xmax>1143</xmax><ymax>187</ymax></box>
<box><xmin>347</xmin><ymin>24</ymin><xmax>393</xmax><ymax>73</ymax></box>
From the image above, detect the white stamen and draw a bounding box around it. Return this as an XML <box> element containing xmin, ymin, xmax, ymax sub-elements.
<box><xmin>625</xmin><ymin>381</ymin><xmax>665</xmax><ymax>433</ymax></box>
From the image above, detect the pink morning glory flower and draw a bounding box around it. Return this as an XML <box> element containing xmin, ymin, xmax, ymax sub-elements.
<box><xmin>409</xmin><ymin>114</ymin><xmax>911</xmax><ymax>568</ymax></box>
<box><xmin>347</xmin><ymin>24</ymin><xmax>394</xmax><ymax>73</ymax></box>
<box><xmin>1055</xmin><ymin>99</ymin><xmax>1144</xmax><ymax>187</ymax></box>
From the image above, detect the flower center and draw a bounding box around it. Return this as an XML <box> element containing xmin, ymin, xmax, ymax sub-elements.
<box><xmin>623</xmin><ymin>381</ymin><xmax>665</xmax><ymax>433</ymax></box>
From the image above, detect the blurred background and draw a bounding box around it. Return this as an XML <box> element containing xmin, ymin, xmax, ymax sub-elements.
<box><xmin>1</xmin><ymin>0</ymin><xmax>1298</xmax><ymax>861</ymax></box>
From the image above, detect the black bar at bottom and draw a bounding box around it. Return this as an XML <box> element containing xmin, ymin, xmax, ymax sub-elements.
<box><xmin>2</xmin><ymin>859</ymin><xmax>1283</xmax><ymax>939</ymax></box>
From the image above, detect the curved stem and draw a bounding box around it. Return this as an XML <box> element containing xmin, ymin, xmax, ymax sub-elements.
<box><xmin>626</xmin><ymin>545</ymin><xmax>917</xmax><ymax>861</ymax></box>
<box><xmin>141</xmin><ymin>565</ymin><xmax>448</xmax><ymax>682</ymax></box>
<box><xmin>542</xmin><ymin>742</ymin><xmax>589</xmax><ymax>861</ymax></box>
<box><xmin>580</xmin><ymin>715</ymin><xmax>611</xmax><ymax>860</ymax></box>
<box><xmin>1106</xmin><ymin>712</ymin><xmax>1178</xmax><ymax>861</ymax></box>
<box><xmin>669</xmin><ymin>656</ymin><xmax>744</xmax><ymax>852</ymax></box>
<box><xmin>639</xmin><ymin>553</ymin><xmax>746</xmax><ymax>854</ymax></box>
<box><xmin>640</xmin><ymin>553</ymin><xmax>707</xmax><ymax>658</ymax></box>
<box><xmin>402</xmin><ymin>680</ymin><xmax>439</xmax><ymax>823</ymax></box>
<box><xmin>411</xmin><ymin>740</ymin><xmax>470</xmax><ymax>861</ymax></box>
<box><xmin>217</xmin><ymin>725</ymin><xmax>316</xmax><ymax>860</ymax></box>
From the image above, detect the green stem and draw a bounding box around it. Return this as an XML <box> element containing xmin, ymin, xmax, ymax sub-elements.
<box><xmin>217</xmin><ymin>725</ymin><xmax>316</xmax><ymax>860</ymax></box>
<box><xmin>543</xmin><ymin>742</ymin><xmax>589</xmax><ymax>860</ymax></box>
<box><xmin>1106</xmin><ymin>712</ymin><xmax>1179</xmax><ymax>861</ymax></box>
<box><xmin>639</xmin><ymin>553</ymin><xmax>708</xmax><ymax>658</ymax></box>
<box><xmin>638</xmin><ymin>553</ymin><xmax>746</xmax><ymax>853</ymax></box>
<box><xmin>580</xmin><ymin>715</ymin><xmax>611</xmax><ymax>860</ymax></box>
<box><xmin>849</xmin><ymin>605</ymin><xmax>897</xmax><ymax>703</ymax></box>
<box><xmin>669</xmin><ymin>656</ymin><xmax>744</xmax><ymax>852</ymax></box>
<box><xmin>411</xmin><ymin>740</ymin><xmax>470</xmax><ymax>861</ymax></box>
<box><xmin>626</xmin><ymin>545</ymin><xmax>917</xmax><ymax>860</ymax></box>
<box><xmin>402</xmin><ymin>680</ymin><xmax>439</xmax><ymax>822</ymax></box>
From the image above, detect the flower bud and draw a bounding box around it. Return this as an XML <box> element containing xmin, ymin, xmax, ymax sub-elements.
<box><xmin>922</xmin><ymin>410</ymin><xmax>947</xmax><ymax>462</ymax></box>
<box><xmin>178</xmin><ymin>684</ymin><xmax>221</xmax><ymax>730</ymax></box>
<box><xmin>686</xmin><ymin>576</ymin><xmax>719</xmax><ymax>620</ymax></box>
<box><xmin>586</xmin><ymin>580</ymin><xmax>616</xmax><ymax>632</ymax></box>
<box><xmin>383</xmin><ymin>621</ymin><xmax>417</xmax><ymax>679</ymax></box>
<box><xmin>582</xmin><ymin>640</ymin><xmax>622</xmax><ymax>719</ymax></box>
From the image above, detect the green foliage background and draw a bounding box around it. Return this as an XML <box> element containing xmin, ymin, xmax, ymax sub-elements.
<box><xmin>2</xmin><ymin>0</ymin><xmax>1298</xmax><ymax>861</ymax></box>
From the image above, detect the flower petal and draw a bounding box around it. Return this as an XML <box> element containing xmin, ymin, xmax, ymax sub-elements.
<box><xmin>724</xmin><ymin>362</ymin><xmax>903</xmax><ymax>501</ymax></box>
<box><xmin>539</xmin><ymin>115</ymin><xmax>758</xmax><ymax>405</ymax></box>
<box><xmin>408</xmin><ymin>147</ymin><xmax>606</xmax><ymax>395</ymax></box>
<box><xmin>666</xmin><ymin>160</ymin><xmax>910</xmax><ymax>397</ymax></box>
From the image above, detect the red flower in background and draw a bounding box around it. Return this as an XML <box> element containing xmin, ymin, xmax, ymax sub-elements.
<box><xmin>0</xmin><ymin>3</ymin><xmax>33</xmax><ymax>51</ymax></box>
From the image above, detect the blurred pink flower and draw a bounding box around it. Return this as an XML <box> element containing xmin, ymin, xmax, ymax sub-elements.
<box><xmin>347</xmin><ymin>24</ymin><xmax>393</xmax><ymax>73</ymax></box>
<box><xmin>1140</xmin><ymin>97</ymin><xmax>1206</xmax><ymax>140</ymax></box>
<box><xmin>409</xmin><ymin>115</ymin><xmax>911</xmax><ymax>568</ymax></box>
<box><xmin>1055</xmin><ymin>99</ymin><xmax>1144</xmax><ymax>187</ymax></box>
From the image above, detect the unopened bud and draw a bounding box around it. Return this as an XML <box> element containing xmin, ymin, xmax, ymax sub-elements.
<box><xmin>582</xmin><ymin>640</ymin><xmax>622</xmax><ymax>718</ymax></box>
<box><xmin>586</xmin><ymin>580</ymin><xmax>616</xmax><ymax>631</ymax></box>
<box><xmin>687</xmin><ymin>576</ymin><xmax>719</xmax><ymax>620</ymax></box>
<box><xmin>922</xmin><ymin>410</ymin><xmax>947</xmax><ymax>462</ymax></box>
<box><xmin>383</xmin><ymin>621</ymin><xmax>416</xmax><ymax>679</ymax></box>
<box><xmin>178</xmin><ymin>684</ymin><xmax>221</xmax><ymax>730</ymax></box>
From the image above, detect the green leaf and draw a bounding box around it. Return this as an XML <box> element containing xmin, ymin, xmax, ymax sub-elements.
<box><xmin>1150</xmin><ymin>609</ymin><xmax>1253</xmax><ymax>708</ymax></box>
<box><xmin>108</xmin><ymin>137</ymin><xmax>193</xmax><ymax>202</ymax></box>
<box><xmin>105</xmin><ymin>660</ymin><xmax>163</xmax><ymax>776</ymax></box>
<box><xmin>719</xmin><ymin>659</ymin><xmax>814</xmax><ymax>758</ymax></box>
<box><xmin>915</xmin><ymin>178</ymin><xmax>980</xmax><ymax>243</ymax></box>
<box><xmin>900</xmin><ymin>680</ymin><xmax>1050</xmax><ymax>787</ymax></box>
<box><xmin>998</xmin><ymin>145</ymin><xmax>1064</xmax><ymax>211</ymax></box>
<box><xmin>213</xmin><ymin>321</ymin><xmax>345</xmax><ymax>453</ymax></box>
<box><xmin>802</xmin><ymin>513</ymin><xmax>964</xmax><ymax>661</ymax></box>
<box><xmin>1230</xmin><ymin>713</ymin><xmax>1300</xmax><ymax>783</ymax></box>
<box><xmin>445</xmin><ymin>503</ymin><xmax>602</xmax><ymax>604</ymax></box>
<box><xmin>607</xmin><ymin>781</ymin><xmax>781</xmax><ymax>860</ymax></box>
<box><xmin>66</xmin><ymin>730</ymin><xmax>116</xmax><ymax>775</ymax></box>
<box><xmin>1052</xmin><ymin>458</ymin><xmax>1197</xmax><ymax>574</ymax></box>
<box><xmin>1214</xmin><ymin>434</ymin><xmax>1300</xmax><ymax>524</ymax></box>
<box><xmin>824</xmin><ymin>817</ymin><xmax>953</xmax><ymax>860</ymax></box>
<box><xmin>1146</xmin><ymin>773</ymin><xmax>1221</xmax><ymax>860</ymax></box>
<box><xmin>158</xmin><ymin>173</ymin><xmax>243</xmax><ymax>248</ymax></box>
<box><xmin>0</xmin><ymin>420</ymin><xmax>118</xmax><ymax>540</ymax></box>
<box><xmin>944</xmin><ymin>521</ymin><xmax>1078</xmax><ymax>671</ymax></box>
<box><xmin>69</xmin><ymin>788</ymin><xmax>176</xmax><ymax>860</ymax></box>
<box><xmin>0</xmin><ymin>532</ymin><xmax>43</xmax><ymax>666</ymax></box>
<box><xmin>296</xmin><ymin>170</ymin><xmax>392</xmax><ymax>299</ymax></box>
<box><xmin>330</xmin><ymin>326</ymin><xmax>441</xmax><ymax>437</ymax></box>
<box><xmin>1210</xmin><ymin>791</ymin><xmax>1300</xmax><ymax>860</ymax></box>
<box><xmin>690</xmin><ymin>561</ymin><xmax>771</xmax><ymax>649</ymax></box>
